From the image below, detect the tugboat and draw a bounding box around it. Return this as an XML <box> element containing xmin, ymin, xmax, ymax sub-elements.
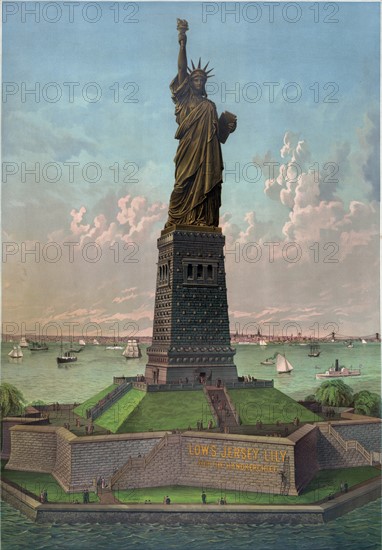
<box><xmin>316</xmin><ymin>359</ymin><xmax>361</xmax><ymax>379</ymax></box>
<box><xmin>57</xmin><ymin>342</ymin><xmax>77</xmax><ymax>365</ymax></box>
<box><xmin>261</xmin><ymin>356</ymin><xmax>275</xmax><ymax>366</ymax></box>
<box><xmin>308</xmin><ymin>343</ymin><xmax>321</xmax><ymax>357</ymax></box>
<box><xmin>122</xmin><ymin>339</ymin><xmax>142</xmax><ymax>359</ymax></box>
<box><xmin>29</xmin><ymin>341</ymin><xmax>49</xmax><ymax>351</ymax></box>
<box><xmin>105</xmin><ymin>337</ymin><xmax>124</xmax><ymax>350</ymax></box>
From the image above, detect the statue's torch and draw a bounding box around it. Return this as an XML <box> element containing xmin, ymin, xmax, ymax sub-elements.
<box><xmin>177</xmin><ymin>18</ymin><xmax>189</xmax><ymax>46</ymax></box>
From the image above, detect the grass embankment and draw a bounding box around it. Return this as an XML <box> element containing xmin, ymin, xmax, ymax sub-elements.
<box><xmin>73</xmin><ymin>384</ymin><xmax>117</xmax><ymax>418</ymax></box>
<box><xmin>1</xmin><ymin>462</ymin><xmax>99</xmax><ymax>503</ymax></box>
<box><xmin>115</xmin><ymin>467</ymin><xmax>380</xmax><ymax>505</ymax></box>
<box><xmin>2</xmin><ymin>459</ymin><xmax>379</xmax><ymax>505</ymax></box>
<box><xmin>95</xmin><ymin>388</ymin><xmax>146</xmax><ymax>432</ymax></box>
<box><xmin>117</xmin><ymin>391</ymin><xmax>215</xmax><ymax>433</ymax></box>
<box><xmin>228</xmin><ymin>388</ymin><xmax>322</xmax><ymax>425</ymax></box>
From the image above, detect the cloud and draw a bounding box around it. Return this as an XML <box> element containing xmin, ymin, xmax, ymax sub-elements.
<box><xmin>358</xmin><ymin>109</ymin><xmax>380</xmax><ymax>201</ymax></box>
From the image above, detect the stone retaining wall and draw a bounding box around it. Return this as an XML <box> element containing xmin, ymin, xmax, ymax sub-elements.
<box><xmin>6</xmin><ymin>426</ymin><xmax>57</xmax><ymax>473</ymax></box>
<box><xmin>113</xmin><ymin>431</ymin><xmax>313</xmax><ymax>496</ymax></box>
<box><xmin>292</xmin><ymin>425</ymin><xmax>319</xmax><ymax>492</ymax></box>
<box><xmin>333</xmin><ymin>422</ymin><xmax>381</xmax><ymax>452</ymax></box>
<box><xmin>70</xmin><ymin>434</ymin><xmax>161</xmax><ymax>490</ymax></box>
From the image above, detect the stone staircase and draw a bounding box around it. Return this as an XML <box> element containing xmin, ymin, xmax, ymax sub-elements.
<box><xmin>97</xmin><ymin>488</ymin><xmax>120</xmax><ymax>504</ymax></box>
<box><xmin>204</xmin><ymin>386</ymin><xmax>240</xmax><ymax>431</ymax></box>
<box><xmin>318</xmin><ymin>423</ymin><xmax>375</xmax><ymax>469</ymax></box>
<box><xmin>110</xmin><ymin>433</ymin><xmax>181</xmax><ymax>490</ymax></box>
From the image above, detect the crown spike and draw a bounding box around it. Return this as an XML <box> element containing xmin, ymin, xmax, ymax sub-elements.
<box><xmin>203</xmin><ymin>61</ymin><xmax>210</xmax><ymax>71</ymax></box>
<box><xmin>207</xmin><ymin>74</ymin><xmax>215</xmax><ymax>79</ymax></box>
<box><xmin>198</xmin><ymin>57</ymin><xmax>201</xmax><ymax>69</ymax></box>
<box><xmin>206</xmin><ymin>68</ymin><xmax>214</xmax><ymax>75</ymax></box>
<box><xmin>187</xmin><ymin>66</ymin><xmax>192</xmax><ymax>73</ymax></box>
<box><xmin>191</xmin><ymin>60</ymin><xmax>195</xmax><ymax>70</ymax></box>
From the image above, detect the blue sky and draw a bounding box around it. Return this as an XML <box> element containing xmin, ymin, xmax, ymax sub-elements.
<box><xmin>2</xmin><ymin>2</ymin><xmax>380</xmax><ymax>338</ymax></box>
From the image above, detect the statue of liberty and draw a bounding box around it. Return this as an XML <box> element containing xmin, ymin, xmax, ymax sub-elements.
<box><xmin>165</xmin><ymin>19</ymin><xmax>237</xmax><ymax>228</ymax></box>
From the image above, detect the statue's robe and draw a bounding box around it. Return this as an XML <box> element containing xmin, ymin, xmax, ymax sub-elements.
<box><xmin>166</xmin><ymin>74</ymin><xmax>223</xmax><ymax>227</ymax></box>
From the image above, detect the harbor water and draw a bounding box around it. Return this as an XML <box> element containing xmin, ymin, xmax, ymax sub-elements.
<box><xmin>1</xmin><ymin>341</ymin><xmax>381</xmax><ymax>548</ymax></box>
<box><xmin>1</xmin><ymin>499</ymin><xmax>381</xmax><ymax>549</ymax></box>
<box><xmin>1</xmin><ymin>341</ymin><xmax>380</xmax><ymax>404</ymax></box>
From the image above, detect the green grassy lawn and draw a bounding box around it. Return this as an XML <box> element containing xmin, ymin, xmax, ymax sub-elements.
<box><xmin>117</xmin><ymin>391</ymin><xmax>215</xmax><ymax>433</ymax></box>
<box><xmin>115</xmin><ymin>467</ymin><xmax>380</xmax><ymax>505</ymax></box>
<box><xmin>73</xmin><ymin>384</ymin><xmax>117</xmax><ymax>418</ymax></box>
<box><xmin>1</xmin><ymin>466</ymin><xmax>99</xmax><ymax>503</ymax></box>
<box><xmin>228</xmin><ymin>388</ymin><xmax>322</xmax><ymax>425</ymax></box>
<box><xmin>95</xmin><ymin>389</ymin><xmax>146</xmax><ymax>432</ymax></box>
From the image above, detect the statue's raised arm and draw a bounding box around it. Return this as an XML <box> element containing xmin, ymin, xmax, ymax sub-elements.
<box><xmin>177</xmin><ymin>19</ymin><xmax>188</xmax><ymax>83</ymax></box>
<box><xmin>165</xmin><ymin>19</ymin><xmax>237</xmax><ymax>229</ymax></box>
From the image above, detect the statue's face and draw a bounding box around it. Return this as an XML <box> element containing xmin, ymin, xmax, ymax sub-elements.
<box><xmin>190</xmin><ymin>76</ymin><xmax>206</xmax><ymax>95</ymax></box>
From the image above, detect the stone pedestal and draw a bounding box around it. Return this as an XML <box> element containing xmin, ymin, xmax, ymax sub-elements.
<box><xmin>145</xmin><ymin>226</ymin><xmax>238</xmax><ymax>384</ymax></box>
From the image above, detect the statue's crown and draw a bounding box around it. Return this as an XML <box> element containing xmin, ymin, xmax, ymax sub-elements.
<box><xmin>187</xmin><ymin>58</ymin><xmax>214</xmax><ymax>80</ymax></box>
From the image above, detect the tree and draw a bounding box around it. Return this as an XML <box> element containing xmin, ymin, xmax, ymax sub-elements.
<box><xmin>304</xmin><ymin>394</ymin><xmax>316</xmax><ymax>402</ymax></box>
<box><xmin>0</xmin><ymin>383</ymin><xmax>26</xmax><ymax>418</ymax></box>
<box><xmin>315</xmin><ymin>380</ymin><xmax>353</xmax><ymax>407</ymax></box>
<box><xmin>353</xmin><ymin>391</ymin><xmax>381</xmax><ymax>418</ymax></box>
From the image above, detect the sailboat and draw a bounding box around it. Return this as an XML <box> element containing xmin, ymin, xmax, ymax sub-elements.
<box><xmin>8</xmin><ymin>346</ymin><xmax>23</xmax><ymax>358</ymax></box>
<box><xmin>259</xmin><ymin>339</ymin><xmax>268</xmax><ymax>346</ymax></box>
<box><xmin>122</xmin><ymin>339</ymin><xmax>142</xmax><ymax>359</ymax></box>
<box><xmin>276</xmin><ymin>353</ymin><xmax>293</xmax><ymax>374</ymax></box>
<box><xmin>19</xmin><ymin>337</ymin><xmax>29</xmax><ymax>348</ymax></box>
<box><xmin>308</xmin><ymin>343</ymin><xmax>321</xmax><ymax>357</ymax></box>
<box><xmin>93</xmin><ymin>339</ymin><xmax>100</xmax><ymax>345</ymax></box>
<box><xmin>79</xmin><ymin>339</ymin><xmax>86</xmax><ymax>346</ymax></box>
<box><xmin>57</xmin><ymin>341</ymin><xmax>77</xmax><ymax>365</ymax></box>
<box><xmin>361</xmin><ymin>339</ymin><xmax>367</xmax><ymax>344</ymax></box>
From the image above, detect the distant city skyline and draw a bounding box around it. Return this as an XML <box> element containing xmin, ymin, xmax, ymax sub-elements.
<box><xmin>2</xmin><ymin>2</ymin><xmax>380</xmax><ymax>337</ymax></box>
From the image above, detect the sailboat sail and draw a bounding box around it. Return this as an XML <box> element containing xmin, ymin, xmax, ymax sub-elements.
<box><xmin>123</xmin><ymin>339</ymin><xmax>142</xmax><ymax>358</ymax></box>
<box><xmin>276</xmin><ymin>354</ymin><xmax>293</xmax><ymax>373</ymax></box>
<box><xmin>8</xmin><ymin>346</ymin><xmax>23</xmax><ymax>358</ymax></box>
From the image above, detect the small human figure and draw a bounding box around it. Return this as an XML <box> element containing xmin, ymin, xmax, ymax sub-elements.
<box><xmin>340</xmin><ymin>481</ymin><xmax>344</xmax><ymax>493</ymax></box>
<box><xmin>201</xmin><ymin>491</ymin><xmax>207</xmax><ymax>504</ymax></box>
<box><xmin>101</xmin><ymin>477</ymin><xmax>106</xmax><ymax>489</ymax></box>
<box><xmin>219</xmin><ymin>497</ymin><xmax>225</xmax><ymax>505</ymax></box>
<box><xmin>344</xmin><ymin>482</ymin><xmax>349</xmax><ymax>493</ymax></box>
<box><xmin>165</xmin><ymin>495</ymin><xmax>171</xmax><ymax>504</ymax></box>
<box><xmin>43</xmin><ymin>489</ymin><xmax>48</xmax><ymax>503</ymax></box>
